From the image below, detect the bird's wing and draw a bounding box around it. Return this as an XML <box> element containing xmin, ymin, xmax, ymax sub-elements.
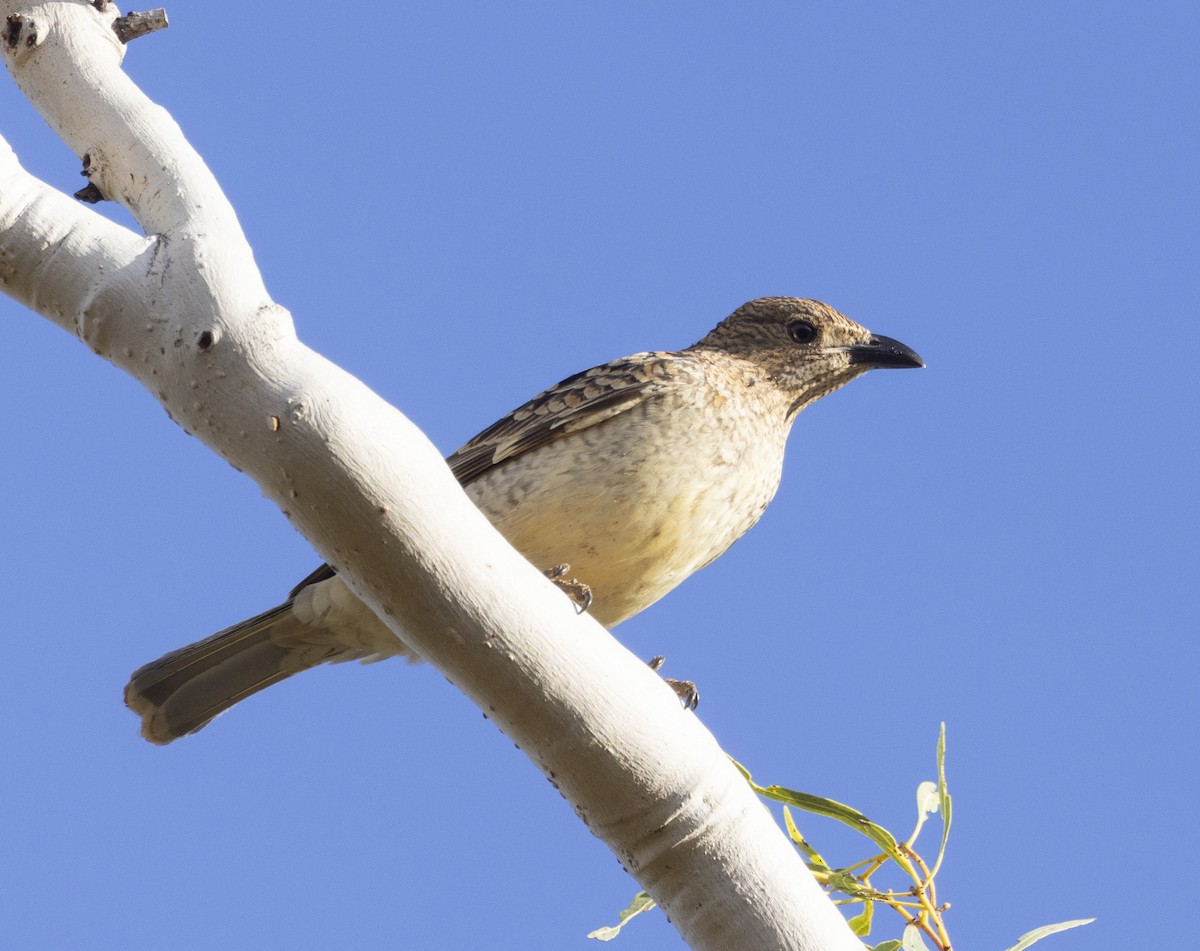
<box><xmin>446</xmin><ymin>351</ymin><xmax>679</xmax><ymax>485</ymax></box>
<box><xmin>288</xmin><ymin>562</ymin><xmax>337</xmax><ymax>599</ymax></box>
<box><xmin>289</xmin><ymin>351</ymin><xmax>684</xmax><ymax>597</ymax></box>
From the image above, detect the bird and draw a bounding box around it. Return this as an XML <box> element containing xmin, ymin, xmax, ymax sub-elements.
<box><xmin>126</xmin><ymin>297</ymin><xmax>923</xmax><ymax>744</ymax></box>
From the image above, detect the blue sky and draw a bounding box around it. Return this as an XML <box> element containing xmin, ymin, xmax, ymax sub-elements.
<box><xmin>2</xmin><ymin>3</ymin><xmax>1196</xmax><ymax>949</ymax></box>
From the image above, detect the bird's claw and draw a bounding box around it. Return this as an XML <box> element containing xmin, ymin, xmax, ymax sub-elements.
<box><xmin>544</xmin><ymin>563</ymin><xmax>593</xmax><ymax>614</ymax></box>
<box><xmin>665</xmin><ymin>678</ymin><xmax>700</xmax><ymax>711</ymax></box>
<box><xmin>647</xmin><ymin>655</ymin><xmax>699</xmax><ymax>711</ymax></box>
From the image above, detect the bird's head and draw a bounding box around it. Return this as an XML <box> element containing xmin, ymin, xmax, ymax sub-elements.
<box><xmin>691</xmin><ymin>297</ymin><xmax>924</xmax><ymax>419</ymax></box>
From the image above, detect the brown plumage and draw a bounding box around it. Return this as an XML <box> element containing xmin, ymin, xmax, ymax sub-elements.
<box><xmin>126</xmin><ymin>298</ymin><xmax>922</xmax><ymax>743</ymax></box>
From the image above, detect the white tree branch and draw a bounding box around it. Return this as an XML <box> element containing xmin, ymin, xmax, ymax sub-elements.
<box><xmin>0</xmin><ymin>137</ymin><xmax>148</xmax><ymax>338</ymax></box>
<box><xmin>0</xmin><ymin>3</ymin><xmax>862</xmax><ymax>948</ymax></box>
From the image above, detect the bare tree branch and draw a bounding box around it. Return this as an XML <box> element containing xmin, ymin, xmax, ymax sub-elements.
<box><xmin>0</xmin><ymin>3</ymin><xmax>861</xmax><ymax>947</ymax></box>
<box><xmin>112</xmin><ymin>8</ymin><xmax>167</xmax><ymax>44</ymax></box>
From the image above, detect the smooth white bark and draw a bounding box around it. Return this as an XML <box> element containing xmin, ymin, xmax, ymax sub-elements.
<box><xmin>0</xmin><ymin>3</ymin><xmax>862</xmax><ymax>948</ymax></box>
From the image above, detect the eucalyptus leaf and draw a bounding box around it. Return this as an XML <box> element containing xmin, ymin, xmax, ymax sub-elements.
<box><xmin>931</xmin><ymin>723</ymin><xmax>952</xmax><ymax>879</ymax></box>
<box><xmin>1003</xmin><ymin>918</ymin><xmax>1096</xmax><ymax>951</ymax></box>
<box><xmin>916</xmin><ymin>781</ymin><xmax>940</xmax><ymax>816</ymax></box>
<box><xmin>847</xmin><ymin>899</ymin><xmax>873</xmax><ymax>936</ymax></box>
<box><xmin>735</xmin><ymin>761</ymin><xmax>904</xmax><ymax>862</ymax></box>
<box><xmin>910</xmin><ymin>780</ymin><xmax>940</xmax><ymax>842</ymax></box>
<box><xmin>936</xmin><ymin>724</ymin><xmax>950</xmax><ymax>824</ymax></box>
<box><xmin>824</xmin><ymin>869</ymin><xmax>863</xmax><ymax>894</ymax></box>
<box><xmin>756</xmin><ymin>784</ymin><xmax>903</xmax><ymax>861</ymax></box>
<box><xmin>784</xmin><ymin>805</ymin><xmax>829</xmax><ymax>869</ymax></box>
<box><xmin>586</xmin><ymin>891</ymin><xmax>657</xmax><ymax>942</ymax></box>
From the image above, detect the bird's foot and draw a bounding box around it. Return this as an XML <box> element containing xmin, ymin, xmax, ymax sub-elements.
<box><xmin>648</xmin><ymin>655</ymin><xmax>699</xmax><ymax>711</ymax></box>
<box><xmin>544</xmin><ymin>564</ymin><xmax>593</xmax><ymax>615</ymax></box>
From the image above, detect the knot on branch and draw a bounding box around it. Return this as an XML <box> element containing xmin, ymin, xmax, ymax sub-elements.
<box><xmin>74</xmin><ymin>153</ymin><xmax>109</xmax><ymax>204</ymax></box>
<box><xmin>74</xmin><ymin>183</ymin><xmax>107</xmax><ymax>204</ymax></box>
<box><xmin>113</xmin><ymin>9</ymin><xmax>169</xmax><ymax>44</ymax></box>
<box><xmin>3</xmin><ymin>14</ymin><xmax>44</xmax><ymax>54</ymax></box>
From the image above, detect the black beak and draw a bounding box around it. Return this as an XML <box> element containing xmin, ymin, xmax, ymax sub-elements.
<box><xmin>846</xmin><ymin>334</ymin><xmax>925</xmax><ymax>369</ymax></box>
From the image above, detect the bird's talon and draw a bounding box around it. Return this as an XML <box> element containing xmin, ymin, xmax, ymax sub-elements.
<box><xmin>665</xmin><ymin>678</ymin><xmax>700</xmax><ymax>711</ymax></box>
<box><xmin>544</xmin><ymin>564</ymin><xmax>593</xmax><ymax>614</ymax></box>
<box><xmin>647</xmin><ymin>655</ymin><xmax>699</xmax><ymax>710</ymax></box>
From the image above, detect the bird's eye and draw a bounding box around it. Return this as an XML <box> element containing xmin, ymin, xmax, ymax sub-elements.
<box><xmin>786</xmin><ymin>320</ymin><xmax>818</xmax><ymax>345</ymax></box>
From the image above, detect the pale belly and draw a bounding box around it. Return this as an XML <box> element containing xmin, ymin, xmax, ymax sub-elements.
<box><xmin>465</xmin><ymin>405</ymin><xmax>787</xmax><ymax>627</ymax></box>
<box><xmin>291</xmin><ymin>383</ymin><xmax>791</xmax><ymax>656</ymax></box>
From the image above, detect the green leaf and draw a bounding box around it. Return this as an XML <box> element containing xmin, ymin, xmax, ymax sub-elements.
<box><xmin>734</xmin><ymin>760</ymin><xmax>903</xmax><ymax>861</ymax></box>
<box><xmin>872</xmin><ymin>941</ymin><xmax>903</xmax><ymax>951</ymax></box>
<box><xmin>586</xmin><ymin>892</ymin><xmax>657</xmax><ymax>942</ymax></box>
<box><xmin>824</xmin><ymin>869</ymin><xmax>865</xmax><ymax>894</ymax></box>
<box><xmin>847</xmin><ymin>899</ymin><xmax>873</xmax><ymax>936</ymax></box>
<box><xmin>1002</xmin><ymin>918</ymin><xmax>1096</xmax><ymax>951</ymax></box>
<box><xmin>784</xmin><ymin>805</ymin><xmax>829</xmax><ymax>870</ymax></box>
<box><xmin>753</xmin><ymin>782</ymin><xmax>903</xmax><ymax>862</ymax></box>
<box><xmin>936</xmin><ymin>724</ymin><xmax>950</xmax><ymax>824</ymax></box>
<box><xmin>902</xmin><ymin>923</ymin><xmax>932</xmax><ymax>951</ymax></box>
<box><xmin>930</xmin><ymin>723</ymin><xmax>952</xmax><ymax>879</ymax></box>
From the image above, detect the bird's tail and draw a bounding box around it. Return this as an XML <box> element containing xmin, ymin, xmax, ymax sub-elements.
<box><xmin>125</xmin><ymin>602</ymin><xmax>330</xmax><ymax>745</ymax></box>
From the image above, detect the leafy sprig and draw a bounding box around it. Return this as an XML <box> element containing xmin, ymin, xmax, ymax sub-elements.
<box><xmin>590</xmin><ymin>724</ymin><xmax>1094</xmax><ymax>950</ymax></box>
